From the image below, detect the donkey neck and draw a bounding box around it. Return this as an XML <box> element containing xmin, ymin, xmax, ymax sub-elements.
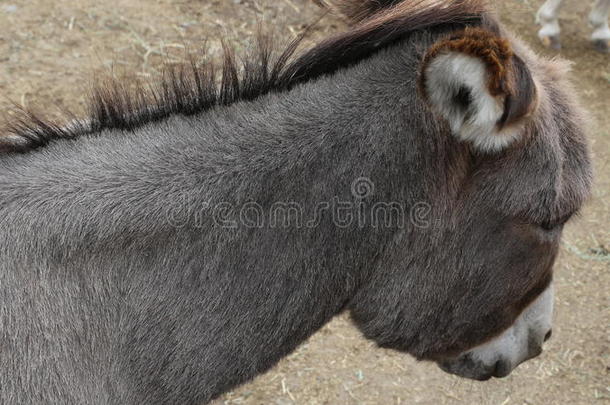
<box><xmin>143</xmin><ymin>38</ymin><xmax>458</xmax><ymax>401</ymax></box>
<box><xmin>0</xmin><ymin>34</ymin><xmax>469</xmax><ymax>404</ymax></box>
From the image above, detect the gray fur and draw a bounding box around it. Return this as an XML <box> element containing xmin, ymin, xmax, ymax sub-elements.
<box><xmin>0</xmin><ymin>23</ymin><xmax>591</xmax><ymax>405</ymax></box>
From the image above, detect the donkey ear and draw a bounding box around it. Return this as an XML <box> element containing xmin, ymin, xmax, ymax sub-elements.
<box><xmin>419</xmin><ymin>27</ymin><xmax>538</xmax><ymax>153</ymax></box>
<box><xmin>314</xmin><ymin>0</ymin><xmax>402</xmax><ymax>24</ymax></box>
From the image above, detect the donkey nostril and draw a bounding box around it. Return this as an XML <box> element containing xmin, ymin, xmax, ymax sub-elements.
<box><xmin>530</xmin><ymin>344</ymin><xmax>543</xmax><ymax>359</ymax></box>
<box><xmin>492</xmin><ymin>359</ymin><xmax>512</xmax><ymax>378</ymax></box>
<box><xmin>544</xmin><ymin>329</ymin><xmax>552</xmax><ymax>342</ymax></box>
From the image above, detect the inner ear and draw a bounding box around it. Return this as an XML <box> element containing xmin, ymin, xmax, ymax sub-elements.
<box><xmin>453</xmin><ymin>86</ymin><xmax>473</xmax><ymax>112</ymax></box>
<box><xmin>419</xmin><ymin>27</ymin><xmax>538</xmax><ymax>153</ymax></box>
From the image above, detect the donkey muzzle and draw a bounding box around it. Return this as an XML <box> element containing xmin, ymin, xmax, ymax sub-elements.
<box><xmin>437</xmin><ymin>283</ymin><xmax>554</xmax><ymax>381</ymax></box>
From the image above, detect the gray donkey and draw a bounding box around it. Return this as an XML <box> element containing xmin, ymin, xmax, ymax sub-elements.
<box><xmin>0</xmin><ymin>0</ymin><xmax>592</xmax><ymax>403</ymax></box>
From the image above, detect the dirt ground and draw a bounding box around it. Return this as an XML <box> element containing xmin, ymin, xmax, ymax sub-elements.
<box><xmin>0</xmin><ymin>0</ymin><xmax>607</xmax><ymax>404</ymax></box>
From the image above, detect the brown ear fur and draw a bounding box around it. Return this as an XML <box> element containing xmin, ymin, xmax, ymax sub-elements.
<box><xmin>313</xmin><ymin>0</ymin><xmax>404</xmax><ymax>23</ymax></box>
<box><xmin>420</xmin><ymin>27</ymin><xmax>537</xmax><ymax>128</ymax></box>
<box><xmin>421</xmin><ymin>27</ymin><xmax>513</xmax><ymax>96</ymax></box>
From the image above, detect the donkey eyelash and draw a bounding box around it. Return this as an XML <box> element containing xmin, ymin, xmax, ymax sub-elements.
<box><xmin>538</xmin><ymin>210</ymin><xmax>580</xmax><ymax>231</ymax></box>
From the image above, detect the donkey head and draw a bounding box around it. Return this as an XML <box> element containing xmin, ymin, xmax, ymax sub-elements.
<box><xmin>323</xmin><ymin>1</ymin><xmax>593</xmax><ymax>381</ymax></box>
<box><xmin>413</xmin><ymin>26</ymin><xmax>566</xmax><ymax>379</ymax></box>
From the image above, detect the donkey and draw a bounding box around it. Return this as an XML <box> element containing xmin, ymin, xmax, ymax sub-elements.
<box><xmin>0</xmin><ymin>0</ymin><xmax>592</xmax><ymax>403</ymax></box>
<box><xmin>536</xmin><ymin>0</ymin><xmax>610</xmax><ymax>52</ymax></box>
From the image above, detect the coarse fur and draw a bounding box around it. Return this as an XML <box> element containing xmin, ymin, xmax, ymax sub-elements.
<box><xmin>313</xmin><ymin>0</ymin><xmax>405</xmax><ymax>23</ymax></box>
<box><xmin>1</xmin><ymin>0</ymin><xmax>486</xmax><ymax>154</ymax></box>
<box><xmin>0</xmin><ymin>0</ymin><xmax>592</xmax><ymax>403</ymax></box>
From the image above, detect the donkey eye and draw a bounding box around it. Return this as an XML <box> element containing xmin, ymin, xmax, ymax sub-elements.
<box><xmin>538</xmin><ymin>221</ymin><xmax>562</xmax><ymax>232</ymax></box>
<box><xmin>537</xmin><ymin>212</ymin><xmax>576</xmax><ymax>231</ymax></box>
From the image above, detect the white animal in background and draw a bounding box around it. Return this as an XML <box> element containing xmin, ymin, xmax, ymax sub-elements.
<box><xmin>536</xmin><ymin>0</ymin><xmax>610</xmax><ymax>52</ymax></box>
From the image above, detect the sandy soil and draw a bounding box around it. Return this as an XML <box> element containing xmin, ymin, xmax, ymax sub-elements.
<box><xmin>0</xmin><ymin>1</ymin><xmax>607</xmax><ymax>404</ymax></box>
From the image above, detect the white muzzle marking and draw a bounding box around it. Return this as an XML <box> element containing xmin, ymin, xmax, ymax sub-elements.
<box><xmin>439</xmin><ymin>283</ymin><xmax>554</xmax><ymax>380</ymax></box>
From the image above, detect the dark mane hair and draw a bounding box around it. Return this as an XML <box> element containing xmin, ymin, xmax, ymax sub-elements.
<box><xmin>0</xmin><ymin>0</ymin><xmax>486</xmax><ymax>154</ymax></box>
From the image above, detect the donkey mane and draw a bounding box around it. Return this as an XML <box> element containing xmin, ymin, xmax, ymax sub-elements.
<box><xmin>0</xmin><ymin>0</ymin><xmax>486</xmax><ymax>154</ymax></box>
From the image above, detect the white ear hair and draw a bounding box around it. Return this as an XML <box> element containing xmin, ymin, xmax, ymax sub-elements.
<box><xmin>423</xmin><ymin>52</ymin><xmax>522</xmax><ymax>153</ymax></box>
